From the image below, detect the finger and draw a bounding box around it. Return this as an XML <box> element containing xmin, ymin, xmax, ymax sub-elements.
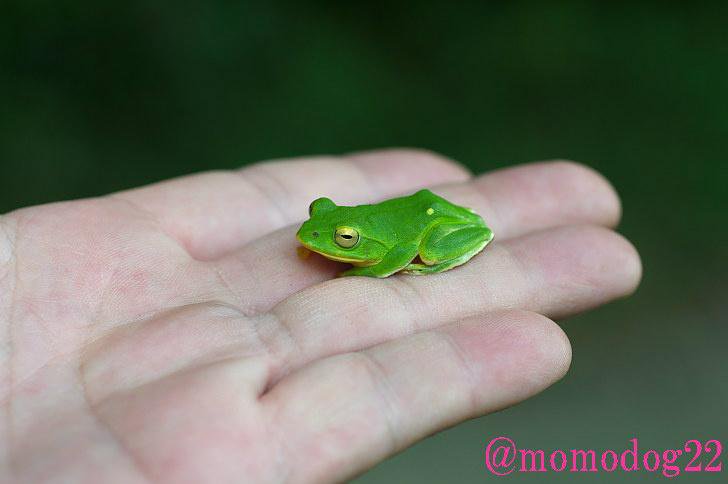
<box><xmin>263</xmin><ymin>310</ymin><xmax>571</xmax><ymax>483</ymax></box>
<box><xmin>77</xmin><ymin>224</ymin><xmax>638</xmax><ymax>402</ymax></box>
<box><xmin>113</xmin><ymin>149</ymin><xmax>471</xmax><ymax>260</ymax></box>
<box><xmin>213</xmin><ymin>160</ymin><xmax>623</xmax><ymax>314</ymax></box>
<box><xmin>91</xmin><ymin>356</ymin><xmax>273</xmax><ymax>484</ymax></box>
<box><xmin>437</xmin><ymin>159</ymin><xmax>621</xmax><ymax>239</ymax></box>
<box><xmin>260</xmin><ymin>225</ymin><xmax>640</xmax><ymax>379</ymax></box>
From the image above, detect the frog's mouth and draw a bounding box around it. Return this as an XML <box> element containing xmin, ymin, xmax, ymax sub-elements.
<box><xmin>296</xmin><ymin>234</ymin><xmax>376</xmax><ymax>266</ymax></box>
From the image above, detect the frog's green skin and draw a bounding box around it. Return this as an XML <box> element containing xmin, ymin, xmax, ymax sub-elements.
<box><xmin>296</xmin><ymin>189</ymin><xmax>494</xmax><ymax>278</ymax></box>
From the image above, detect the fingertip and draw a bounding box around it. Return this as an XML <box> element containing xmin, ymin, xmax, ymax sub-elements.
<box><xmin>470</xmin><ymin>159</ymin><xmax>623</xmax><ymax>238</ymax></box>
<box><xmin>533</xmin><ymin>312</ymin><xmax>573</xmax><ymax>382</ymax></box>
<box><xmin>542</xmin><ymin>159</ymin><xmax>623</xmax><ymax>228</ymax></box>
<box><xmin>606</xmin><ymin>229</ymin><xmax>643</xmax><ymax>298</ymax></box>
<box><xmin>446</xmin><ymin>310</ymin><xmax>573</xmax><ymax>408</ymax></box>
<box><xmin>509</xmin><ymin>225</ymin><xmax>642</xmax><ymax>315</ymax></box>
<box><xmin>567</xmin><ymin>224</ymin><xmax>642</xmax><ymax>300</ymax></box>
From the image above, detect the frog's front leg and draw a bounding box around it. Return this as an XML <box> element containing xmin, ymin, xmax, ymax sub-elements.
<box><xmin>341</xmin><ymin>242</ymin><xmax>419</xmax><ymax>278</ymax></box>
<box><xmin>403</xmin><ymin>222</ymin><xmax>493</xmax><ymax>275</ymax></box>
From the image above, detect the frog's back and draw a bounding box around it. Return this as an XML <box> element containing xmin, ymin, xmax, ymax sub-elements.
<box><xmin>349</xmin><ymin>189</ymin><xmax>434</xmax><ymax>236</ymax></box>
<box><xmin>361</xmin><ymin>189</ymin><xmax>482</xmax><ymax>231</ymax></box>
<box><xmin>370</xmin><ymin>189</ymin><xmax>436</xmax><ymax>217</ymax></box>
<box><xmin>363</xmin><ymin>190</ymin><xmax>432</xmax><ymax>225</ymax></box>
<box><xmin>409</xmin><ymin>189</ymin><xmax>485</xmax><ymax>224</ymax></box>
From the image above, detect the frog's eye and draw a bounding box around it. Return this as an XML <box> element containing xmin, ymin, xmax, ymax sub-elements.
<box><xmin>334</xmin><ymin>227</ymin><xmax>359</xmax><ymax>248</ymax></box>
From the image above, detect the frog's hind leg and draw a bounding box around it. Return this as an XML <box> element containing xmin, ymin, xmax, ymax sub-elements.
<box><xmin>402</xmin><ymin>223</ymin><xmax>493</xmax><ymax>275</ymax></box>
<box><xmin>401</xmin><ymin>246</ymin><xmax>482</xmax><ymax>274</ymax></box>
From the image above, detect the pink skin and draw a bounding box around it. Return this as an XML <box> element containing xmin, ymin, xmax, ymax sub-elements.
<box><xmin>0</xmin><ymin>149</ymin><xmax>641</xmax><ymax>483</ymax></box>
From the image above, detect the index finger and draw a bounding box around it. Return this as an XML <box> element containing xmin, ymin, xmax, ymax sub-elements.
<box><xmin>113</xmin><ymin>149</ymin><xmax>471</xmax><ymax>260</ymax></box>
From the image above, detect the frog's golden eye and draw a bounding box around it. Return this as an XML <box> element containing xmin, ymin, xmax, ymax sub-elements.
<box><xmin>334</xmin><ymin>227</ymin><xmax>359</xmax><ymax>248</ymax></box>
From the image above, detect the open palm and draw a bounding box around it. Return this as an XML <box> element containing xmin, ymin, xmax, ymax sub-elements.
<box><xmin>0</xmin><ymin>149</ymin><xmax>640</xmax><ymax>483</ymax></box>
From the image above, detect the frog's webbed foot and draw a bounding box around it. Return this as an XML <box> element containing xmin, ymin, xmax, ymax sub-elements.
<box><xmin>401</xmin><ymin>252</ymin><xmax>476</xmax><ymax>275</ymax></box>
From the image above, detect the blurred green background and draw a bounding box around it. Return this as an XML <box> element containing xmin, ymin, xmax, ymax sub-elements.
<box><xmin>1</xmin><ymin>1</ymin><xmax>726</xmax><ymax>481</ymax></box>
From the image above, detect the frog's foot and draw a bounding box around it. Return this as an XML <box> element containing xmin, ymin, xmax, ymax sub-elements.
<box><xmin>400</xmin><ymin>248</ymin><xmax>480</xmax><ymax>275</ymax></box>
<box><xmin>402</xmin><ymin>224</ymin><xmax>493</xmax><ymax>275</ymax></box>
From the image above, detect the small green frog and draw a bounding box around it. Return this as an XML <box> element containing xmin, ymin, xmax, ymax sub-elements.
<box><xmin>296</xmin><ymin>189</ymin><xmax>494</xmax><ymax>278</ymax></box>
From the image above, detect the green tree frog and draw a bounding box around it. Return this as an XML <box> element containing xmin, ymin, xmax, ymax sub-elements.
<box><xmin>296</xmin><ymin>189</ymin><xmax>494</xmax><ymax>278</ymax></box>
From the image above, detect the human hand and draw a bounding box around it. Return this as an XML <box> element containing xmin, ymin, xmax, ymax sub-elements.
<box><xmin>0</xmin><ymin>149</ymin><xmax>641</xmax><ymax>483</ymax></box>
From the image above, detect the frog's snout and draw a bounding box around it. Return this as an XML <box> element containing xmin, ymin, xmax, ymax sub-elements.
<box><xmin>311</xmin><ymin>231</ymin><xmax>319</xmax><ymax>238</ymax></box>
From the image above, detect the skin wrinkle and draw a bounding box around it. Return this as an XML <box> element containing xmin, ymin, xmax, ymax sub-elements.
<box><xmin>239</xmin><ymin>156</ymin><xmax>390</xmax><ymax>236</ymax></box>
<box><xmin>351</xmin><ymin>351</ymin><xmax>401</xmax><ymax>455</ymax></box>
<box><xmin>217</xmin><ymin>313</ymin><xmax>280</xmax><ymax>395</ymax></box>
<box><xmin>86</xmin><ymin>283</ymin><xmax>244</xmax><ymax>336</ymax></box>
<box><xmin>0</xmin><ymin>215</ymin><xmax>18</xmax><ymax>478</ymax></box>
<box><xmin>338</xmin><ymin>156</ymin><xmax>385</xmax><ymax>201</ymax></box>
<box><xmin>497</xmin><ymin>242</ymin><xmax>532</xmax><ymax>310</ymax></box>
<box><xmin>254</xmin><ymin>163</ymin><xmax>306</xmax><ymax>209</ymax></box>
<box><xmin>76</xmin><ymin>364</ymin><xmax>152</xmax><ymax>484</ymax></box>
<box><xmin>237</xmin><ymin>167</ymin><xmax>292</xmax><ymax>231</ymax></box>
<box><xmin>106</xmin><ymin>194</ymin><xmax>196</xmax><ymax>262</ymax></box>
<box><xmin>226</xmin><ymin>253</ymin><xmax>277</xmax><ymax>317</ymax></box>
<box><xmin>78</xmin><ymin>301</ymin><xmax>250</xmax><ymax>402</ymax></box>
<box><xmin>259</xmin><ymin>277</ymin><xmax>427</xmax><ymax>391</ymax></box>
<box><xmin>246</xmin><ymin>156</ymin><xmax>392</xmax><ymax>218</ymax></box>
<box><xmin>86</xmin><ymin>224</ymin><xmax>127</xmax><ymax>341</ymax></box>
<box><xmin>86</xmin><ymin>352</ymin><xmax>266</xmax><ymax>422</ymax></box>
<box><xmin>438</xmin><ymin>328</ymin><xmax>481</xmax><ymax>420</ymax></box>
<box><xmin>264</xmin><ymin>383</ymin><xmax>297</xmax><ymax>484</ymax></box>
<box><xmin>4</xmin><ymin>205</ymin><xmax>156</xmax><ymax>482</ymax></box>
<box><xmin>16</xmin><ymin>301</ymin><xmax>64</xmax><ymax>361</ymax></box>
<box><xmin>382</xmin><ymin>277</ymin><xmax>422</xmax><ymax>336</ymax></box>
<box><xmin>72</xmin><ymin>195</ymin><xmax>239</xmax><ymax>334</ymax></box>
<box><xmin>210</xmin><ymin>263</ymin><xmax>251</xmax><ymax>316</ymax></box>
<box><xmin>0</xmin><ymin>351</ymin><xmax>79</xmax><ymax>408</ymax></box>
<box><xmin>265</xmin><ymin>281</ymin><xmax>400</xmax><ymax>383</ymax></box>
<box><xmin>9</xmin><ymin>281</ymin><xmax>221</xmax><ymax>395</ymax></box>
<box><xmin>84</xmin><ymin>301</ymin><xmax>224</xmax><ymax>344</ymax></box>
<box><xmin>262</xmin><ymin>309</ymin><xmax>306</xmax><ymax>388</ymax></box>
